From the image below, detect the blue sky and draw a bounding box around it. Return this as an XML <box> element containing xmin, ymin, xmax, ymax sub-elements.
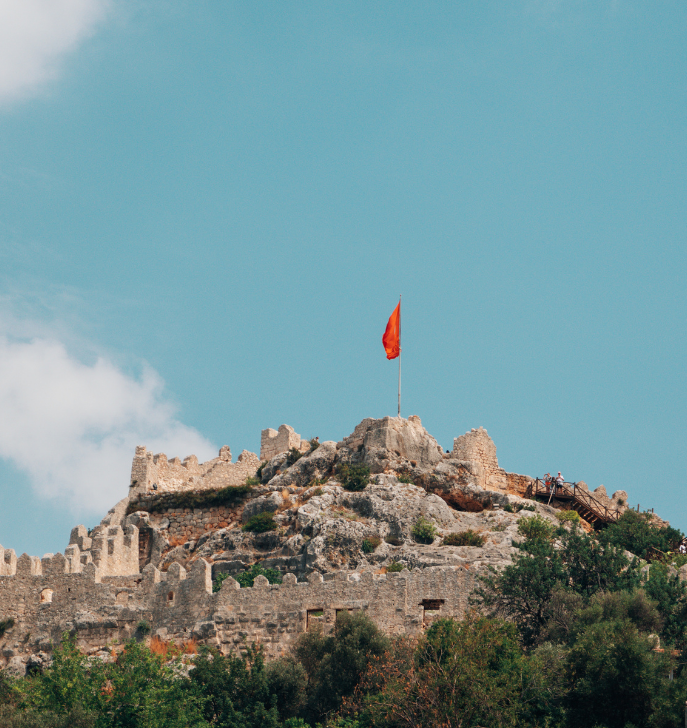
<box><xmin>0</xmin><ymin>1</ymin><xmax>685</xmax><ymax>556</ymax></box>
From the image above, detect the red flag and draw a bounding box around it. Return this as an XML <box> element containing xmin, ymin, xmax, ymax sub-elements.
<box><xmin>382</xmin><ymin>302</ymin><xmax>401</xmax><ymax>360</ymax></box>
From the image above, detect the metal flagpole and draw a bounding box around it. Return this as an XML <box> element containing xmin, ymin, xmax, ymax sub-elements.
<box><xmin>398</xmin><ymin>295</ymin><xmax>401</xmax><ymax>417</ymax></box>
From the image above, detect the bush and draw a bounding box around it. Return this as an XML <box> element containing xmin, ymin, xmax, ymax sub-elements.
<box><xmin>412</xmin><ymin>517</ymin><xmax>437</xmax><ymax>544</ymax></box>
<box><xmin>242</xmin><ymin>512</ymin><xmax>278</xmax><ymax>533</ymax></box>
<box><xmin>443</xmin><ymin>530</ymin><xmax>486</xmax><ymax>547</ymax></box>
<box><xmin>517</xmin><ymin>515</ymin><xmax>556</xmax><ymax>542</ymax></box>
<box><xmin>245</xmin><ymin>476</ymin><xmax>260</xmax><ymax>486</ymax></box>
<box><xmin>293</xmin><ymin>611</ymin><xmax>390</xmax><ymax>724</ymax></box>
<box><xmin>286</xmin><ymin>448</ymin><xmax>303</xmax><ymax>466</ymax></box>
<box><xmin>308</xmin><ymin>438</ymin><xmax>320</xmax><ymax>452</ymax></box>
<box><xmin>600</xmin><ymin>509</ymin><xmax>685</xmax><ymax>559</ymax></box>
<box><xmin>336</xmin><ymin>464</ymin><xmax>370</xmax><ymax>492</ymax></box>
<box><xmin>0</xmin><ymin>618</ymin><xmax>14</xmax><ymax>637</ymax></box>
<box><xmin>384</xmin><ymin>535</ymin><xmax>404</xmax><ymax>546</ymax></box>
<box><xmin>361</xmin><ymin>536</ymin><xmax>381</xmax><ymax>554</ymax></box>
<box><xmin>504</xmin><ymin>502</ymin><xmax>535</xmax><ymax>514</ymax></box>
<box><xmin>397</xmin><ymin>474</ymin><xmax>414</xmax><ymax>484</ymax></box>
<box><xmin>386</xmin><ymin>561</ymin><xmax>406</xmax><ymax>573</ymax></box>
<box><xmin>136</xmin><ymin>620</ymin><xmax>151</xmax><ymax>635</ymax></box>
<box><xmin>556</xmin><ymin>509</ymin><xmax>581</xmax><ymax>523</ymax></box>
<box><xmin>256</xmin><ymin>460</ymin><xmax>268</xmax><ymax>481</ymax></box>
<box><xmin>234</xmin><ymin>563</ymin><xmax>283</xmax><ymax>588</ymax></box>
<box><xmin>126</xmin><ymin>484</ymin><xmax>252</xmax><ymax>515</ymax></box>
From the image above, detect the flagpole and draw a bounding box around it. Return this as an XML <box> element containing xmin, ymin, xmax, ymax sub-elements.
<box><xmin>398</xmin><ymin>295</ymin><xmax>401</xmax><ymax>417</ymax></box>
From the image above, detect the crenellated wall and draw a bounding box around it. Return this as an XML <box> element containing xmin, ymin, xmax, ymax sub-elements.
<box><xmin>129</xmin><ymin>446</ymin><xmax>261</xmax><ymax>497</ymax></box>
<box><xmin>0</xmin><ymin>553</ymin><xmax>478</xmax><ymax>667</ymax></box>
<box><xmin>260</xmin><ymin>425</ymin><xmax>309</xmax><ymax>462</ymax></box>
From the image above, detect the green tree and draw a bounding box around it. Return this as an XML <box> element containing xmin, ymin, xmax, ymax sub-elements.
<box><xmin>600</xmin><ymin>510</ymin><xmax>684</xmax><ymax>560</ymax></box>
<box><xmin>293</xmin><ymin>611</ymin><xmax>389</xmax><ymax>724</ymax></box>
<box><xmin>190</xmin><ymin>644</ymin><xmax>304</xmax><ymax>728</ymax></box>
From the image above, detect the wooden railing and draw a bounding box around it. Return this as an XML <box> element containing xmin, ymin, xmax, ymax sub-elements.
<box><xmin>524</xmin><ymin>478</ymin><xmax>621</xmax><ymax>528</ymax></box>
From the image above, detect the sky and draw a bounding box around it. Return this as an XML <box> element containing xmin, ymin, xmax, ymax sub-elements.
<box><xmin>0</xmin><ymin>1</ymin><xmax>685</xmax><ymax>556</ymax></box>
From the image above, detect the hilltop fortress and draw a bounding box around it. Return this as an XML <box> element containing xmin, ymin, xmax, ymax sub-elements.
<box><xmin>0</xmin><ymin>415</ymin><xmax>671</xmax><ymax>675</ymax></box>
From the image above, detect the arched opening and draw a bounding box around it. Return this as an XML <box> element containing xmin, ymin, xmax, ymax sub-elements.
<box><xmin>40</xmin><ymin>589</ymin><xmax>53</xmax><ymax>604</ymax></box>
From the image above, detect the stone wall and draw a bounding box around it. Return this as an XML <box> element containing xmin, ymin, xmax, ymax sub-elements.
<box><xmin>129</xmin><ymin>446</ymin><xmax>260</xmax><ymax>497</ymax></box>
<box><xmin>0</xmin><ymin>553</ymin><xmax>479</xmax><ymax>669</ymax></box>
<box><xmin>147</xmin><ymin>506</ymin><xmax>240</xmax><ymax>544</ymax></box>
<box><xmin>260</xmin><ymin>425</ymin><xmax>308</xmax><ymax>462</ymax></box>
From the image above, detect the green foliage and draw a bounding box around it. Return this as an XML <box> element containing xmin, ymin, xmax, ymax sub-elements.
<box><xmin>256</xmin><ymin>461</ymin><xmax>268</xmax><ymax>481</ymax></box>
<box><xmin>564</xmin><ymin>618</ymin><xmax>676</xmax><ymax>728</ymax></box>
<box><xmin>442</xmin><ymin>530</ymin><xmax>486</xmax><ymax>547</ymax></box>
<box><xmin>397</xmin><ymin>474</ymin><xmax>414</xmax><ymax>484</ymax></box>
<box><xmin>347</xmin><ymin>615</ymin><xmax>548</xmax><ymax>728</ymax></box>
<box><xmin>292</xmin><ymin>610</ymin><xmax>389</xmax><ymax>724</ymax></box>
<box><xmin>411</xmin><ymin>517</ymin><xmax>437</xmax><ymax>544</ymax></box>
<box><xmin>191</xmin><ymin>644</ymin><xmax>303</xmax><ymax>728</ymax></box>
<box><xmin>361</xmin><ymin>536</ymin><xmax>381</xmax><ymax>554</ymax></box>
<box><xmin>556</xmin><ymin>509</ymin><xmax>581</xmax><ymax>523</ymax></box>
<box><xmin>136</xmin><ymin>620</ymin><xmax>151</xmax><ymax>635</ymax></box>
<box><xmin>643</xmin><ymin>562</ymin><xmax>687</xmax><ymax>648</ymax></box>
<box><xmin>234</xmin><ymin>564</ymin><xmax>283</xmax><ymax>589</ymax></box>
<box><xmin>242</xmin><ymin>512</ymin><xmax>278</xmax><ymax>533</ymax></box>
<box><xmin>503</xmin><ymin>502</ymin><xmax>535</xmax><ymax>514</ymax></box>
<box><xmin>286</xmin><ymin>448</ymin><xmax>303</xmax><ymax>466</ymax></box>
<box><xmin>14</xmin><ymin>634</ymin><xmax>206</xmax><ymax>728</ymax></box>
<box><xmin>336</xmin><ymin>464</ymin><xmax>370</xmax><ymax>492</ymax></box>
<box><xmin>245</xmin><ymin>476</ymin><xmax>261</xmax><ymax>486</ymax></box>
<box><xmin>308</xmin><ymin>438</ymin><xmax>320</xmax><ymax>452</ymax></box>
<box><xmin>476</xmin><ymin>525</ymin><xmax>641</xmax><ymax>646</ymax></box>
<box><xmin>386</xmin><ymin>561</ymin><xmax>405</xmax><ymax>573</ymax></box>
<box><xmin>517</xmin><ymin>514</ymin><xmax>556</xmax><ymax>542</ymax></box>
<box><xmin>0</xmin><ymin>617</ymin><xmax>14</xmax><ymax>637</ymax></box>
<box><xmin>126</xmin><ymin>484</ymin><xmax>252</xmax><ymax>515</ymax></box>
<box><xmin>600</xmin><ymin>509</ymin><xmax>685</xmax><ymax>559</ymax></box>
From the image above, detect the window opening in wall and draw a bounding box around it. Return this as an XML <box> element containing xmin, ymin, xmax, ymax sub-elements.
<box><xmin>307</xmin><ymin>609</ymin><xmax>324</xmax><ymax>630</ymax></box>
<box><xmin>167</xmin><ymin>591</ymin><xmax>175</xmax><ymax>605</ymax></box>
<box><xmin>420</xmin><ymin>599</ymin><xmax>445</xmax><ymax>612</ymax></box>
<box><xmin>40</xmin><ymin>589</ymin><xmax>53</xmax><ymax>604</ymax></box>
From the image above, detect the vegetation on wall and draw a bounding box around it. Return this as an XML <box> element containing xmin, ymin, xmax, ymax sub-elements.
<box><xmin>126</xmin><ymin>484</ymin><xmax>253</xmax><ymax>515</ymax></box>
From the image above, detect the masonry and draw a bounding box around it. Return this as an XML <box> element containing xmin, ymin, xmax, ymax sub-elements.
<box><xmin>0</xmin><ymin>543</ymin><xmax>476</xmax><ymax>663</ymax></box>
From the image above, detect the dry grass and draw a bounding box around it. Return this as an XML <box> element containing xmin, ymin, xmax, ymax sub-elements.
<box><xmin>167</xmin><ymin>535</ymin><xmax>187</xmax><ymax>548</ymax></box>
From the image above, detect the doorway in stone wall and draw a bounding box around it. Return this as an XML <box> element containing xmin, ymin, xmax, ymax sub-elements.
<box><xmin>420</xmin><ymin>598</ymin><xmax>445</xmax><ymax>626</ymax></box>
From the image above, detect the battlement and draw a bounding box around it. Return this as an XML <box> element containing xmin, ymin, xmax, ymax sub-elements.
<box><xmin>260</xmin><ymin>424</ymin><xmax>309</xmax><ymax>462</ymax></box>
<box><xmin>129</xmin><ymin>446</ymin><xmax>260</xmax><ymax>497</ymax></box>
<box><xmin>0</xmin><ymin>555</ymin><xmax>477</xmax><ymax>665</ymax></box>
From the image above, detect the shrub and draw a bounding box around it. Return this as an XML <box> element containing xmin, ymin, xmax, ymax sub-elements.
<box><xmin>412</xmin><ymin>516</ymin><xmax>437</xmax><ymax>544</ymax></box>
<box><xmin>557</xmin><ymin>509</ymin><xmax>581</xmax><ymax>523</ymax></box>
<box><xmin>256</xmin><ymin>460</ymin><xmax>268</xmax><ymax>481</ymax></box>
<box><xmin>443</xmin><ymin>530</ymin><xmax>486</xmax><ymax>547</ymax></box>
<box><xmin>236</xmin><ymin>563</ymin><xmax>283</xmax><ymax>588</ymax></box>
<box><xmin>517</xmin><ymin>515</ymin><xmax>556</xmax><ymax>542</ymax></box>
<box><xmin>362</xmin><ymin>536</ymin><xmax>381</xmax><ymax>554</ymax></box>
<box><xmin>126</xmin><ymin>483</ymin><xmax>252</xmax><ymax>515</ymax></box>
<box><xmin>397</xmin><ymin>474</ymin><xmax>414</xmax><ymax>484</ymax></box>
<box><xmin>245</xmin><ymin>476</ymin><xmax>260</xmax><ymax>486</ymax></box>
<box><xmin>504</xmin><ymin>502</ymin><xmax>535</xmax><ymax>514</ymax></box>
<box><xmin>492</xmin><ymin>523</ymin><xmax>507</xmax><ymax>532</ymax></box>
<box><xmin>386</xmin><ymin>561</ymin><xmax>406</xmax><ymax>573</ymax></box>
<box><xmin>522</xmin><ymin>503</ymin><xmax>536</xmax><ymax>512</ymax></box>
<box><xmin>0</xmin><ymin>618</ymin><xmax>14</xmax><ymax>637</ymax></box>
<box><xmin>336</xmin><ymin>464</ymin><xmax>370</xmax><ymax>492</ymax></box>
<box><xmin>600</xmin><ymin>509</ymin><xmax>685</xmax><ymax>560</ymax></box>
<box><xmin>136</xmin><ymin>620</ymin><xmax>151</xmax><ymax>636</ymax></box>
<box><xmin>309</xmin><ymin>437</ymin><xmax>320</xmax><ymax>452</ymax></box>
<box><xmin>242</xmin><ymin>512</ymin><xmax>278</xmax><ymax>533</ymax></box>
<box><xmin>286</xmin><ymin>447</ymin><xmax>303</xmax><ymax>466</ymax></box>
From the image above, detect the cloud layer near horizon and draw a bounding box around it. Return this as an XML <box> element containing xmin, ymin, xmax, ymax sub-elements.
<box><xmin>0</xmin><ymin>0</ymin><xmax>110</xmax><ymax>102</ymax></box>
<box><xmin>0</xmin><ymin>333</ymin><xmax>216</xmax><ymax>513</ymax></box>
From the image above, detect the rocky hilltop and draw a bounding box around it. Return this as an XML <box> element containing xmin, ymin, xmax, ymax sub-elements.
<box><xmin>0</xmin><ymin>415</ymin><xmax>639</xmax><ymax>674</ymax></box>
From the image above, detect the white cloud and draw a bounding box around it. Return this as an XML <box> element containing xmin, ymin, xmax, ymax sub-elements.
<box><xmin>0</xmin><ymin>0</ymin><xmax>110</xmax><ymax>103</ymax></box>
<box><xmin>0</xmin><ymin>332</ymin><xmax>217</xmax><ymax>514</ymax></box>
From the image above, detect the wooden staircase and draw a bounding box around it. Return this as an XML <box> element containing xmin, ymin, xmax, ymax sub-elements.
<box><xmin>524</xmin><ymin>479</ymin><xmax>620</xmax><ymax>529</ymax></box>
